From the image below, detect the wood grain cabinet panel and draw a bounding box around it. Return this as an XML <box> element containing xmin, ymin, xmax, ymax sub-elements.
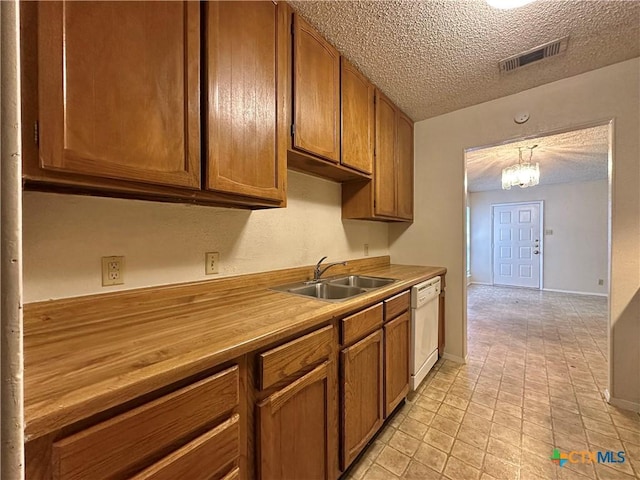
<box><xmin>342</xmin><ymin>90</ymin><xmax>414</xmax><ymax>222</ymax></box>
<box><xmin>52</xmin><ymin>366</ymin><xmax>239</xmax><ymax>480</ymax></box>
<box><xmin>258</xmin><ymin>362</ymin><xmax>334</xmax><ymax>480</ymax></box>
<box><xmin>341</xmin><ymin>58</ymin><xmax>374</xmax><ymax>175</ymax></box>
<box><xmin>292</xmin><ymin>14</ymin><xmax>340</xmax><ymax>163</ymax></box>
<box><xmin>205</xmin><ymin>1</ymin><xmax>286</xmax><ymax>202</ymax></box>
<box><xmin>396</xmin><ymin>111</ymin><xmax>414</xmax><ymax>220</ymax></box>
<box><xmin>340</xmin><ymin>329</ymin><xmax>384</xmax><ymax>469</ymax></box>
<box><xmin>38</xmin><ymin>1</ymin><xmax>200</xmax><ymax>188</ymax></box>
<box><xmin>384</xmin><ymin>312</ymin><xmax>410</xmax><ymax>417</ymax></box>
<box><xmin>131</xmin><ymin>414</ymin><xmax>240</xmax><ymax>480</ymax></box>
<box><xmin>374</xmin><ymin>91</ymin><xmax>397</xmax><ymax>217</ymax></box>
<box><xmin>259</xmin><ymin>324</ymin><xmax>333</xmax><ymax>390</ymax></box>
<box><xmin>384</xmin><ymin>290</ymin><xmax>410</xmax><ymax>322</ymax></box>
<box><xmin>341</xmin><ymin>303</ymin><xmax>383</xmax><ymax>346</ymax></box>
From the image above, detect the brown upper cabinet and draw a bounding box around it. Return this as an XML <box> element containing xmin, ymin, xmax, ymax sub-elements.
<box><xmin>36</xmin><ymin>1</ymin><xmax>201</xmax><ymax>189</ymax></box>
<box><xmin>374</xmin><ymin>91</ymin><xmax>398</xmax><ymax>217</ymax></box>
<box><xmin>22</xmin><ymin>1</ymin><xmax>286</xmax><ymax>209</ymax></box>
<box><xmin>287</xmin><ymin>12</ymin><xmax>370</xmax><ymax>183</ymax></box>
<box><xmin>340</xmin><ymin>58</ymin><xmax>375</xmax><ymax>175</ymax></box>
<box><xmin>205</xmin><ymin>1</ymin><xmax>286</xmax><ymax>203</ymax></box>
<box><xmin>291</xmin><ymin>14</ymin><xmax>340</xmax><ymax>163</ymax></box>
<box><xmin>342</xmin><ymin>90</ymin><xmax>414</xmax><ymax>222</ymax></box>
<box><xmin>396</xmin><ymin>111</ymin><xmax>414</xmax><ymax>221</ymax></box>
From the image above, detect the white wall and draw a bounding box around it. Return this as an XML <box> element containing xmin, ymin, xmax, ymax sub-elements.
<box><xmin>23</xmin><ymin>171</ymin><xmax>389</xmax><ymax>302</ymax></box>
<box><xmin>390</xmin><ymin>58</ymin><xmax>640</xmax><ymax>410</ymax></box>
<box><xmin>470</xmin><ymin>180</ymin><xmax>608</xmax><ymax>295</ymax></box>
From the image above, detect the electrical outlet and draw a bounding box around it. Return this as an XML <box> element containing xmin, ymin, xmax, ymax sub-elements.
<box><xmin>364</xmin><ymin>243</ymin><xmax>369</xmax><ymax>256</ymax></box>
<box><xmin>205</xmin><ymin>252</ymin><xmax>220</xmax><ymax>275</ymax></box>
<box><xmin>101</xmin><ymin>256</ymin><xmax>124</xmax><ymax>286</ymax></box>
<box><xmin>598</xmin><ymin>279</ymin><xmax>604</xmax><ymax>286</ymax></box>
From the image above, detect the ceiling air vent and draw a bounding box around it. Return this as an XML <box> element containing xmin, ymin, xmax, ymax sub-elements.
<box><xmin>499</xmin><ymin>36</ymin><xmax>569</xmax><ymax>73</ymax></box>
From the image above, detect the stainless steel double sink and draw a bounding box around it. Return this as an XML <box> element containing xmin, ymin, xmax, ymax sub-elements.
<box><xmin>272</xmin><ymin>275</ymin><xmax>396</xmax><ymax>302</ymax></box>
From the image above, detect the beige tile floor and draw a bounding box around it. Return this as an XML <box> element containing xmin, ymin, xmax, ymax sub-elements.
<box><xmin>346</xmin><ymin>285</ymin><xmax>640</xmax><ymax>480</ymax></box>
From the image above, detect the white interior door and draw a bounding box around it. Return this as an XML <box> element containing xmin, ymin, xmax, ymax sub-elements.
<box><xmin>492</xmin><ymin>202</ymin><xmax>542</xmax><ymax>288</ymax></box>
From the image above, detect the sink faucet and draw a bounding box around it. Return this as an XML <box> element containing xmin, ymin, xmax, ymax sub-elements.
<box><xmin>314</xmin><ymin>256</ymin><xmax>348</xmax><ymax>281</ymax></box>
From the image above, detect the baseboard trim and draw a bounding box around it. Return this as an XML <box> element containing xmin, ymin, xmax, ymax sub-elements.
<box><xmin>468</xmin><ymin>282</ymin><xmax>493</xmax><ymax>286</ymax></box>
<box><xmin>543</xmin><ymin>288</ymin><xmax>608</xmax><ymax>297</ymax></box>
<box><xmin>604</xmin><ymin>389</ymin><xmax>640</xmax><ymax>413</ymax></box>
<box><xmin>442</xmin><ymin>352</ymin><xmax>467</xmax><ymax>364</ymax></box>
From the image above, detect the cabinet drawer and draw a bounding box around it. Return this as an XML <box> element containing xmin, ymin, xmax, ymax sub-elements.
<box><xmin>384</xmin><ymin>290</ymin><xmax>410</xmax><ymax>321</ymax></box>
<box><xmin>259</xmin><ymin>325</ymin><xmax>333</xmax><ymax>390</ymax></box>
<box><xmin>341</xmin><ymin>303</ymin><xmax>383</xmax><ymax>346</ymax></box>
<box><xmin>53</xmin><ymin>365</ymin><xmax>239</xmax><ymax>480</ymax></box>
<box><xmin>132</xmin><ymin>414</ymin><xmax>240</xmax><ymax>480</ymax></box>
<box><xmin>222</xmin><ymin>467</ymin><xmax>240</xmax><ymax>480</ymax></box>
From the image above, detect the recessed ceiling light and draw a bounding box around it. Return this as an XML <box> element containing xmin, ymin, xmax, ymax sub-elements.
<box><xmin>487</xmin><ymin>0</ymin><xmax>536</xmax><ymax>9</ymax></box>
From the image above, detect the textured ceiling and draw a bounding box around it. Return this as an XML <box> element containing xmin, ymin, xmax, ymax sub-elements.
<box><xmin>466</xmin><ymin>125</ymin><xmax>609</xmax><ymax>192</ymax></box>
<box><xmin>289</xmin><ymin>0</ymin><xmax>640</xmax><ymax>121</ymax></box>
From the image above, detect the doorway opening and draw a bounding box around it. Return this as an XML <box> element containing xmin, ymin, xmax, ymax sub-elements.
<box><xmin>463</xmin><ymin>120</ymin><xmax>612</xmax><ymax>394</ymax></box>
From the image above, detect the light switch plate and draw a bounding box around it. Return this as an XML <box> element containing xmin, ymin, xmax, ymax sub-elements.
<box><xmin>205</xmin><ymin>252</ymin><xmax>220</xmax><ymax>275</ymax></box>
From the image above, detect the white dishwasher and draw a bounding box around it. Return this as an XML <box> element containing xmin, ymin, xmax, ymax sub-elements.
<box><xmin>410</xmin><ymin>276</ymin><xmax>441</xmax><ymax>391</ymax></box>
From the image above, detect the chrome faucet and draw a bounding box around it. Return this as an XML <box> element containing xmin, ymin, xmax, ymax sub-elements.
<box><xmin>314</xmin><ymin>256</ymin><xmax>347</xmax><ymax>281</ymax></box>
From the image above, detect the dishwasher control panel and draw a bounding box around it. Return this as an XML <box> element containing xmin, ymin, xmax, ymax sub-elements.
<box><xmin>411</xmin><ymin>276</ymin><xmax>441</xmax><ymax>308</ymax></box>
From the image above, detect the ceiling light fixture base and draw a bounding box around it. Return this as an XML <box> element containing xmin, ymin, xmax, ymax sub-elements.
<box><xmin>514</xmin><ymin>111</ymin><xmax>530</xmax><ymax>124</ymax></box>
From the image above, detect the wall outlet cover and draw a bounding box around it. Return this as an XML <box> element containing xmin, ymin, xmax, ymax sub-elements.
<box><xmin>101</xmin><ymin>256</ymin><xmax>124</xmax><ymax>286</ymax></box>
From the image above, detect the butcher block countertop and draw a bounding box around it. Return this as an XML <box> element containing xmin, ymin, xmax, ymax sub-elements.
<box><xmin>24</xmin><ymin>256</ymin><xmax>445</xmax><ymax>441</ymax></box>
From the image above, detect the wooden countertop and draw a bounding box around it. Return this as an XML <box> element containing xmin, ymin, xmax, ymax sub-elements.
<box><xmin>24</xmin><ymin>256</ymin><xmax>445</xmax><ymax>440</ymax></box>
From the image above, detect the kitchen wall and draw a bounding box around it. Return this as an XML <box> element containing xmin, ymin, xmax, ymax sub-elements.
<box><xmin>469</xmin><ymin>180</ymin><xmax>608</xmax><ymax>296</ymax></box>
<box><xmin>390</xmin><ymin>58</ymin><xmax>640</xmax><ymax>410</ymax></box>
<box><xmin>23</xmin><ymin>171</ymin><xmax>389</xmax><ymax>302</ymax></box>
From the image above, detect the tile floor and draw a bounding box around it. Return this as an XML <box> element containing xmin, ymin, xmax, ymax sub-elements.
<box><xmin>346</xmin><ymin>285</ymin><xmax>640</xmax><ymax>480</ymax></box>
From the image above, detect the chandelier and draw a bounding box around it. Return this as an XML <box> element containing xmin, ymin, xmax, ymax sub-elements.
<box><xmin>501</xmin><ymin>145</ymin><xmax>539</xmax><ymax>190</ymax></box>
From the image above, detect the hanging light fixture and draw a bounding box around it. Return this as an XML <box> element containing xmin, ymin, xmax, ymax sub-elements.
<box><xmin>501</xmin><ymin>145</ymin><xmax>540</xmax><ymax>190</ymax></box>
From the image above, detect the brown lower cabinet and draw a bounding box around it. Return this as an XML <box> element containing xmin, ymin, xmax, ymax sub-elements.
<box><xmin>439</xmin><ymin>276</ymin><xmax>446</xmax><ymax>356</ymax></box>
<box><xmin>254</xmin><ymin>323</ymin><xmax>338</xmax><ymax>480</ymax></box>
<box><xmin>131</xmin><ymin>414</ymin><xmax>240</xmax><ymax>480</ymax></box>
<box><xmin>340</xmin><ymin>329</ymin><xmax>384</xmax><ymax>469</ymax></box>
<box><xmin>258</xmin><ymin>362</ymin><xmax>333</xmax><ymax>480</ymax></box>
<box><xmin>26</xmin><ymin>364</ymin><xmax>242</xmax><ymax>480</ymax></box>
<box><xmin>384</xmin><ymin>312</ymin><xmax>411</xmax><ymax>416</ymax></box>
<box><xmin>25</xmin><ymin>283</ymin><xmax>441</xmax><ymax>480</ymax></box>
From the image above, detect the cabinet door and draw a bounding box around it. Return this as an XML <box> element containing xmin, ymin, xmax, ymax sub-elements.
<box><xmin>384</xmin><ymin>312</ymin><xmax>410</xmax><ymax>416</ymax></box>
<box><xmin>341</xmin><ymin>329</ymin><xmax>384</xmax><ymax>469</ymax></box>
<box><xmin>206</xmin><ymin>2</ymin><xmax>285</xmax><ymax>202</ymax></box>
<box><xmin>38</xmin><ymin>2</ymin><xmax>200</xmax><ymax>188</ymax></box>
<box><xmin>341</xmin><ymin>58</ymin><xmax>374</xmax><ymax>174</ymax></box>
<box><xmin>292</xmin><ymin>15</ymin><xmax>340</xmax><ymax>163</ymax></box>
<box><xmin>374</xmin><ymin>90</ymin><xmax>397</xmax><ymax>217</ymax></box>
<box><xmin>396</xmin><ymin>111</ymin><xmax>414</xmax><ymax>221</ymax></box>
<box><xmin>258</xmin><ymin>362</ymin><xmax>332</xmax><ymax>480</ymax></box>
